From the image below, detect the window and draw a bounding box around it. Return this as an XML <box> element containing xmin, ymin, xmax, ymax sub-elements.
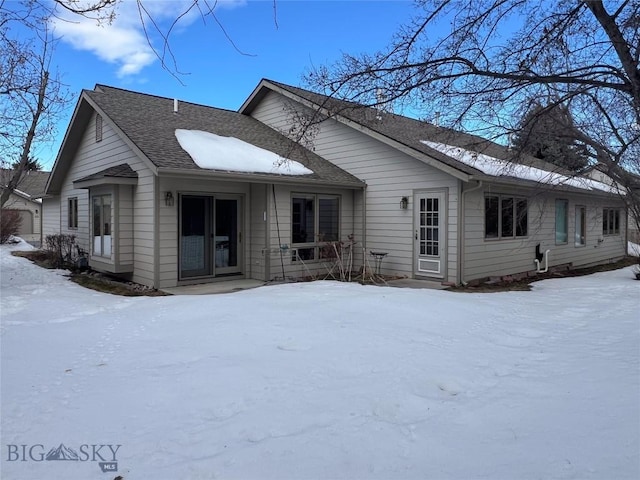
<box><xmin>575</xmin><ymin>206</ymin><xmax>586</xmax><ymax>246</ymax></box>
<box><xmin>68</xmin><ymin>197</ymin><xmax>78</xmax><ymax>229</ymax></box>
<box><xmin>555</xmin><ymin>199</ymin><xmax>568</xmax><ymax>244</ymax></box>
<box><xmin>292</xmin><ymin>194</ymin><xmax>340</xmax><ymax>261</ymax></box>
<box><xmin>485</xmin><ymin>195</ymin><xmax>528</xmax><ymax>239</ymax></box>
<box><xmin>96</xmin><ymin>114</ymin><xmax>103</xmax><ymax>142</ymax></box>
<box><xmin>92</xmin><ymin>194</ymin><xmax>112</xmax><ymax>257</ymax></box>
<box><xmin>602</xmin><ymin>208</ymin><xmax>620</xmax><ymax>235</ymax></box>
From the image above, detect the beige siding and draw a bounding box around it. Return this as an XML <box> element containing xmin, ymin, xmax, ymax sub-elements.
<box><xmin>463</xmin><ymin>186</ymin><xmax>627</xmax><ymax>281</ymax></box>
<box><xmin>266</xmin><ymin>184</ymin><xmax>357</xmax><ymax>281</ymax></box>
<box><xmin>157</xmin><ymin>177</ymin><xmax>252</xmax><ymax>288</ymax></box>
<box><xmin>42</xmin><ymin>197</ymin><xmax>60</xmax><ymax>238</ymax></box>
<box><xmin>4</xmin><ymin>193</ymin><xmax>42</xmax><ymax>243</ymax></box>
<box><xmin>55</xmin><ymin>111</ymin><xmax>156</xmax><ymax>286</ymax></box>
<box><xmin>118</xmin><ymin>184</ymin><xmax>134</xmax><ymax>267</ymax></box>
<box><xmin>250</xmin><ymin>91</ymin><xmax>460</xmax><ymax>283</ymax></box>
<box><xmin>250</xmin><ymin>183</ymin><xmax>268</xmax><ymax>281</ymax></box>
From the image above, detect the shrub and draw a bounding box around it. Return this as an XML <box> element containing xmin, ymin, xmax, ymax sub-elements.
<box><xmin>0</xmin><ymin>209</ymin><xmax>23</xmax><ymax>244</ymax></box>
<box><xmin>44</xmin><ymin>233</ymin><xmax>77</xmax><ymax>268</ymax></box>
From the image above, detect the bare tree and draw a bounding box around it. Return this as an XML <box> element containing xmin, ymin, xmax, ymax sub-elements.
<box><xmin>0</xmin><ymin>8</ymin><xmax>69</xmax><ymax>208</ymax></box>
<box><xmin>1</xmin><ymin>0</ymin><xmax>277</xmax><ymax>207</ymax></box>
<box><xmin>305</xmin><ymin>0</ymin><xmax>640</xmax><ymax>231</ymax></box>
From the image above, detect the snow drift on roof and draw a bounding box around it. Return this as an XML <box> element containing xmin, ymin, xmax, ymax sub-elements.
<box><xmin>421</xmin><ymin>140</ymin><xmax>619</xmax><ymax>194</ymax></box>
<box><xmin>175</xmin><ymin>129</ymin><xmax>313</xmax><ymax>175</ymax></box>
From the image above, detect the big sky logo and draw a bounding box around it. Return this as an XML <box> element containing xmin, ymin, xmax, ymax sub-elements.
<box><xmin>6</xmin><ymin>443</ymin><xmax>121</xmax><ymax>472</ymax></box>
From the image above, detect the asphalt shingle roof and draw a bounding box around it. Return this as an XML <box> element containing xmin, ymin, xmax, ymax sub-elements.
<box><xmin>0</xmin><ymin>170</ymin><xmax>50</xmax><ymax>198</ymax></box>
<box><xmin>75</xmin><ymin>164</ymin><xmax>138</xmax><ymax>183</ymax></box>
<box><xmin>85</xmin><ymin>85</ymin><xmax>364</xmax><ymax>187</ymax></box>
<box><xmin>266</xmin><ymin>80</ymin><xmax>564</xmax><ymax>178</ymax></box>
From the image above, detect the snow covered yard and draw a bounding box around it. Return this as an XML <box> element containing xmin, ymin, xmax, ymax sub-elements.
<box><xmin>1</xmin><ymin>239</ymin><xmax>639</xmax><ymax>480</ymax></box>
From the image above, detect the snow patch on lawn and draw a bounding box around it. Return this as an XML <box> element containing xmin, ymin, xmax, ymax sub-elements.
<box><xmin>1</xmin><ymin>244</ymin><xmax>638</xmax><ymax>479</ymax></box>
<box><xmin>175</xmin><ymin>129</ymin><xmax>313</xmax><ymax>175</ymax></box>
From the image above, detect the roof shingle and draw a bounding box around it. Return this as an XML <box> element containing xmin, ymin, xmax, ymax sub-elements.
<box><xmin>85</xmin><ymin>85</ymin><xmax>364</xmax><ymax>187</ymax></box>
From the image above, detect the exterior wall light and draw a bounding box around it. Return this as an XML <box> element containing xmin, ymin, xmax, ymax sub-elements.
<box><xmin>400</xmin><ymin>196</ymin><xmax>409</xmax><ymax>210</ymax></box>
<box><xmin>165</xmin><ymin>191</ymin><xmax>174</xmax><ymax>207</ymax></box>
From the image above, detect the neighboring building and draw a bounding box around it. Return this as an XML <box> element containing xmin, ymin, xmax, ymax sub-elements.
<box><xmin>43</xmin><ymin>82</ymin><xmax>628</xmax><ymax>289</ymax></box>
<box><xmin>1</xmin><ymin>170</ymin><xmax>50</xmax><ymax>246</ymax></box>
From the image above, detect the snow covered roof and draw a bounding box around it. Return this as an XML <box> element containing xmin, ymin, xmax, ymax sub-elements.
<box><xmin>46</xmin><ymin>85</ymin><xmax>365</xmax><ymax>195</ymax></box>
<box><xmin>421</xmin><ymin>141</ymin><xmax>620</xmax><ymax>194</ymax></box>
<box><xmin>248</xmin><ymin>80</ymin><xmax>624</xmax><ymax>196</ymax></box>
<box><xmin>175</xmin><ymin>130</ymin><xmax>313</xmax><ymax>176</ymax></box>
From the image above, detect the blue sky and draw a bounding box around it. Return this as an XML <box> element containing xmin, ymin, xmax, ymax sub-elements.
<box><xmin>36</xmin><ymin>0</ymin><xmax>415</xmax><ymax>169</ymax></box>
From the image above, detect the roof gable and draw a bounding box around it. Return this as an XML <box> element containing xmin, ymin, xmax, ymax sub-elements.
<box><xmin>47</xmin><ymin>85</ymin><xmax>365</xmax><ymax>195</ymax></box>
<box><xmin>85</xmin><ymin>85</ymin><xmax>363</xmax><ymax>187</ymax></box>
<box><xmin>242</xmin><ymin>79</ymin><xmax>613</xmax><ymax>195</ymax></box>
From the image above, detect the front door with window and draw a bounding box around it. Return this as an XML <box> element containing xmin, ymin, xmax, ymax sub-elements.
<box><xmin>180</xmin><ymin>194</ymin><xmax>242</xmax><ymax>280</ymax></box>
<box><xmin>414</xmin><ymin>191</ymin><xmax>446</xmax><ymax>278</ymax></box>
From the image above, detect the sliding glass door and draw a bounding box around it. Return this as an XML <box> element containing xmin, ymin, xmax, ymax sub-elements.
<box><xmin>180</xmin><ymin>195</ymin><xmax>242</xmax><ymax>279</ymax></box>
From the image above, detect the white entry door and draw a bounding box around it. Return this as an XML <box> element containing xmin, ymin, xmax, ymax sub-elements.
<box><xmin>415</xmin><ymin>191</ymin><xmax>445</xmax><ymax>278</ymax></box>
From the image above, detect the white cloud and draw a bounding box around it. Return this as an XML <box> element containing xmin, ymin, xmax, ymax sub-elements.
<box><xmin>50</xmin><ymin>0</ymin><xmax>246</xmax><ymax>77</ymax></box>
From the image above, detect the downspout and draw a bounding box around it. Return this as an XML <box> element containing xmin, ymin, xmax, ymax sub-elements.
<box><xmin>459</xmin><ymin>179</ymin><xmax>483</xmax><ymax>285</ymax></box>
<box><xmin>39</xmin><ymin>200</ymin><xmax>43</xmax><ymax>247</ymax></box>
<box><xmin>361</xmin><ymin>185</ymin><xmax>367</xmax><ymax>272</ymax></box>
<box><xmin>153</xmin><ymin>175</ymin><xmax>160</xmax><ymax>289</ymax></box>
<box><xmin>264</xmin><ymin>183</ymin><xmax>271</xmax><ymax>281</ymax></box>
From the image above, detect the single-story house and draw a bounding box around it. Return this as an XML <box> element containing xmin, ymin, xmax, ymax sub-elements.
<box><xmin>1</xmin><ymin>170</ymin><xmax>49</xmax><ymax>246</ymax></box>
<box><xmin>43</xmin><ymin>85</ymin><xmax>365</xmax><ymax>288</ymax></box>
<box><xmin>43</xmin><ymin>81</ymin><xmax>628</xmax><ymax>289</ymax></box>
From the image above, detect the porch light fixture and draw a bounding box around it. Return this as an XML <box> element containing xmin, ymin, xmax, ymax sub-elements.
<box><xmin>165</xmin><ymin>191</ymin><xmax>174</xmax><ymax>207</ymax></box>
<box><xmin>400</xmin><ymin>196</ymin><xmax>409</xmax><ymax>210</ymax></box>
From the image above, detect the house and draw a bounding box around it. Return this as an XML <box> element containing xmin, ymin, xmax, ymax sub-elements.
<box><xmin>1</xmin><ymin>170</ymin><xmax>50</xmax><ymax>246</ymax></box>
<box><xmin>43</xmin><ymin>81</ymin><xmax>628</xmax><ymax>289</ymax></box>
<box><xmin>240</xmin><ymin>80</ymin><xmax>628</xmax><ymax>284</ymax></box>
<box><xmin>43</xmin><ymin>85</ymin><xmax>365</xmax><ymax>289</ymax></box>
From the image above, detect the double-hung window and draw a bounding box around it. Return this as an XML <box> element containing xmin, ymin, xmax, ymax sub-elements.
<box><xmin>602</xmin><ymin>208</ymin><xmax>620</xmax><ymax>235</ymax></box>
<box><xmin>292</xmin><ymin>194</ymin><xmax>340</xmax><ymax>261</ymax></box>
<box><xmin>68</xmin><ymin>197</ymin><xmax>78</xmax><ymax>229</ymax></box>
<box><xmin>555</xmin><ymin>199</ymin><xmax>568</xmax><ymax>244</ymax></box>
<box><xmin>485</xmin><ymin>195</ymin><xmax>528</xmax><ymax>239</ymax></box>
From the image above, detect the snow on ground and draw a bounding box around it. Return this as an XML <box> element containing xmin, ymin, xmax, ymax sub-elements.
<box><xmin>175</xmin><ymin>129</ymin><xmax>313</xmax><ymax>175</ymax></box>
<box><xmin>629</xmin><ymin>241</ymin><xmax>640</xmax><ymax>256</ymax></box>
<box><xmin>1</xmin><ymin>241</ymin><xmax>639</xmax><ymax>480</ymax></box>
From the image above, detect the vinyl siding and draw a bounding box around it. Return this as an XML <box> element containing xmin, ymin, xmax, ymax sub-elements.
<box><xmin>463</xmin><ymin>186</ymin><xmax>627</xmax><ymax>281</ymax></box>
<box><xmin>42</xmin><ymin>197</ymin><xmax>60</xmax><ymax>237</ymax></box>
<box><xmin>266</xmin><ymin>184</ymin><xmax>357</xmax><ymax>281</ymax></box>
<box><xmin>4</xmin><ymin>193</ymin><xmax>42</xmax><ymax>242</ymax></box>
<box><xmin>250</xmin><ymin>91</ymin><xmax>460</xmax><ymax>283</ymax></box>
<box><xmin>157</xmin><ymin>176</ymin><xmax>251</xmax><ymax>288</ymax></box>
<box><xmin>250</xmin><ymin>183</ymin><xmax>268</xmax><ymax>281</ymax></box>
<box><xmin>118</xmin><ymin>184</ymin><xmax>134</xmax><ymax>267</ymax></box>
<box><xmin>54</xmin><ymin>111</ymin><xmax>155</xmax><ymax>286</ymax></box>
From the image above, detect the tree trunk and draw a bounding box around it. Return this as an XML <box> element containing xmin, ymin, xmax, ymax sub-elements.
<box><xmin>0</xmin><ymin>71</ymin><xmax>49</xmax><ymax>208</ymax></box>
